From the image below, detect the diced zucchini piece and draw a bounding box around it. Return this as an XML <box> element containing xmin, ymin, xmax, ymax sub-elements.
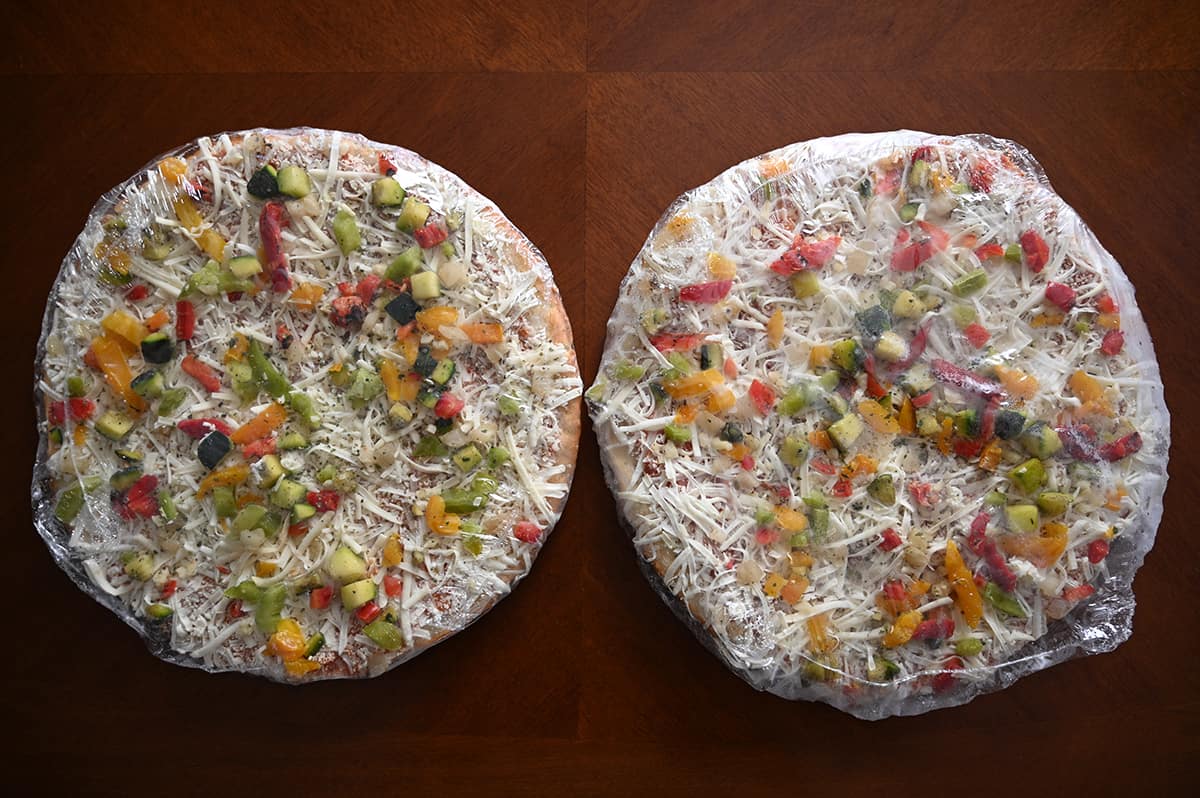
<box><xmin>340</xmin><ymin>578</ymin><xmax>376</xmax><ymax>610</ymax></box>
<box><xmin>109</xmin><ymin>466</ymin><xmax>143</xmax><ymax>491</ymax></box>
<box><xmin>498</xmin><ymin>394</ymin><xmax>521</xmax><ymax>416</ymax></box>
<box><xmin>246</xmin><ymin>165</ymin><xmax>279</xmax><ymax>198</ymax></box>
<box><xmin>994</xmin><ymin>409</ymin><xmax>1025</xmax><ymax>441</ymax></box>
<box><xmin>146</xmin><ymin>603</ymin><xmax>173</xmax><ymax>619</ymax></box>
<box><xmin>780</xmin><ymin>434</ymin><xmax>808</xmax><ymax>468</ymax></box>
<box><xmin>1036</xmin><ymin>491</ymin><xmax>1071</xmax><ymax>517</ymax></box>
<box><xmin>385</xmin><ymin>247</ymin><xmax>423</xmax><ymax>281</ymax></box>
<box><xmin>96</xmin><ymin>411</ymin><xmax>135</xmax><ymax>441</ymax></box>
<box><xmin>808</xmin><ymin>507</ymin><xmax>830</xmax><ymax>539</ymax></box>
<box><xmin>1010</xmin><ymin>458</ymin><xmax>1046</xmax><ymax>494</ymax></box>
<box><xmin>984</xmin><ymin>491</ymin><xmax>1008</xmax><ymax>507</ymax></box>
<box><xmin>952</xmin><ymin>269</ymin><xmax>987</xmax><ymax>297</ymax></box>
<box><xmin>228</xmin><ymin>255</ymin><xmax>263</xmax><ymax>278</ymax></box>
<box><xmin>123</xmin><ymin>552</ymin><xmax>155</xmax><ymax>580</ymax></box>
<box><xmin>831</xmin><ymin>339</ymin><xmax>864</xmax><ymax>373</ymax></box>
<box><xmin>1004</xmin><ymin>243</ymin><xmax>1022</xmax><ymax>263</ymax></box>
<box><xmin>414</xmin><ymin>435</ymin><xmax>448</xmax><ymax>458</ymax></box>
<box><xmin>362</xmin><ymin>618</ymin><xmax>404</xmax><ymax>650</ymax></box>
<box><xmin>212</xmin><ymin>486</ymin><xmax>237</xmax><ymax>519</ymax></box>
<box><xmin>487</xmin><ymin>446</ymin><xmax>511</xmax><ymax>468</ymax></box>
<box><xmin>130</xmin><ymin>370</ymin><xmax>164</xmax><ymax>399</ymax></box>
<box><xmin>1005</xmin><ymin>504</ymin><xmax>1040</xmax><ymax>534</ymax></box>
<box><xmin>698</xmin><ymin>343</ymin><xmax>723</xmax><ymax>371</ymax></box>
<box><xmin>892</xmin><ymin>289</ymin><xmax>923</xmax><ymax>319</ymax></box>
<box><xmin>232</xmin><ymin>504</ymin><xmax>268</xmax><ymax>532</ymax></box>
<box><xmin>610</xmin><ymin>360</ymin><xmax>646</xmax><ymax>380</ymax></box>
<box><xmin>385</xmin><ymin>292</ymin><xmax>420</xmax><ymax>325</ymax></box>
<box><xmin>874</xmin><ymin>331</ymin><xmax>906</xmax><ymax>363</ymax></box>
<box><xmin>271</xmin><ymin>478</ymin><xmax>306</xmax><ymax>509</ymax></box>
<box><xmin>396</xmin><ymin>197</ymin><xmax>431</xmax><ymax>234</ymax></box>
<box><xmin>828</xmin><ymin>414</ymin><xmax>864</xmax><ymax>451</ymax></box>
<box><xmin>417</xmin><ymin>388</ymin><xmax>441</xmax><ymax>409</ymax></box>
<box><xmin>346</xmin><ymin>367</ymin><xmax>384</xmax><ymax>409</ymax></box>
<box><xmin>867</xmin><ymin>474</ymin><xmax>896</xmax><ymax>505</ymax></box>
<box><xmin>719</xmin><ymin>422</ymin><xmax>744</xmax><ymax>444</ymax></box>
<box><xmin>664</xmin><ymin>424</ymin><xmax>692</xmax><ymax>444</ymax></box>
<box><xmin>778</xmin><ymin>385</ymin><xmax>809</xmax><ymax>416</ymax></box>
<box><xmin>255</xmin><ymin>454</ymin><xmax>286</xmax><ymax>489</ymax></box>
<box><xmin>141</xmin><ymin>225</ymin><xmax>172</xmax><ymax>261</ymax></box>
<box><xmin>452</xmin><ymin>444</ymin><xmax>483</xmax><ymax>472</ymax></box>
<box><xmin>442</xmin><ymin>488</ymin><xmax>488</xmax><ymax>515</ymax></box>
<box><xmin>791</xmin><ymin>272</ymin><xmax>823</xmax><ymax>299</ymax></box>
<box><xmin>157</xmin><ymin>489</ymin><xmax>178</xmax><ymax>521</ymax></box>
<box><xmin>328</xmin><ymin>545</ymin><xmax>368</xmax><ymax>583</ymax></box>
<box><xmin>303</xmin><ymin>633</ymin><xmax>325</xmax><ymax>658</ymax></box>
<box><xmin>984</xmin><ymin>582</ymin><xmax>1027</xmax><ymax>618</ymax></box>
<box><xmin>371</xmin><ymin>176</ymin><xmax>406</xmax><ymax>207</ymax></box>
<box><xmin>410</xmin><ymin>271</ymin><xmax>440</xmax><ymax>301</ymax></box>
<box><xmin>1021</xmin><ymin>422</ymin><xmax>1063</xmax><ymax>458</ymax></box>
<box><xmin>857</xmin><ymin>305</ymin><xmax>891</xmax><ymax>339</ymax></box>
<box><xmin>389</xmin><ymin>402</ymin><xmax>413</xmax><ymax>423</ymax></box>
<box><xmin>332</xmin><ymin>208</ymin><xmax>361</xmax><ymax>255</ymax></box>
<box><xmin>899</xmin><ymin>202</ymin><xmax>920</xmax><ymax>222</ymax></box>
<box><xmin>278</xmin><ymin>432</ymin><xmax>308</xmax><ymax>450</ymax></box>
<box><xmin>292</xmin><ymin>503</ymin><xmax>317</xmax><ymax>522</ymax></box>
<box><xmin>276</xmin><ymin>165</ymin><xmax>311</xmax><ymax>198</ymax></box>
<box><xmin>197</xmin><ymin>431</ymin><xmax>231</xmax><ymax>470</ymax></box>
<box><xmin>902</xmin><ymin>363</ymin><xmax>935</xmax><ymax>395</ymax></box>
<box><xmin>909</xmin><ymin>159</ymin><xmax>929</xmax><ymax>188</ymax></box>
<box><xmin>67</xmin><ymin>374</ymin><xmax>90</xmax><ymax>397</ymax></box>
<box><xmin>430</xmin><ymin>359</ymin><xmax>456</xmax><ymax>386</ymax></box>
<box><xmin>954</xmin><ymin>409</ymin><xmax>980</xmax><ymax>438</ymax></box>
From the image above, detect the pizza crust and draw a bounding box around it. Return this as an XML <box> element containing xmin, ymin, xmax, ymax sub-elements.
<box><xmin>589</xmin><ymin>131</ymin><xmax>1169</xmax><ymax>718</ymax></box>
<box><xmin>33</xmin><ymin>128</ymin><xmax>581</xmax><ymax>681</ymax></box>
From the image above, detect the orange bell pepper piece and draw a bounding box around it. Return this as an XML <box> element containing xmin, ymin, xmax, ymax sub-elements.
<box><xmin>230</xmin><ymin>403</ymin><xmax>287</xmax><ymax>445</ymax></box>
<box><xmin>144</xmin><ymin>308</ymin><xmax>170</xmax><ymax>332</ymax></box>
<box><xmin>460</xmin><ymin>322</ymin><xmax>504</xmax><ymax>344</ymax></box>
<box><xmin>944</xmin><ymin>540</ymin><xmax>983</xmax><ymax>628</ymax></box>
<box><xmin>415</xmin><ymin>306</ymin><xmax>459</xmax><ymax>335</ymax></box>
<box><xmin>266</xmin><ymin>618</ymin><xmax>307</xmax><ymax>661</ymax></box>
<box><xmin>662</xmin><ymin>368</ymin><xmax>724</xmax><ymax>400</ymax></box>
<box><xmin>808</xmin><ymin>429</ymin><xmax>833</xmax><ymax>451</ymax></box>
<box><xmin>705</xmin><ymin>385</ymin><xmax>736</xmax><ymax>413</ymax></box>
<box><xmin>289</xmin><ymin>282</ymin><xmax>326</xmax><ymax>313</ymax></box>
<box><xmin>883</xmin><ymin>610</ymin><xmax>922</xmax><ymax>647</ymax></box>
<box><xmin>1001</xmin><ymin>522</ymin><xmax>1068</xmax><ymax>568</ymax></box>
<box><xmin>897</xmin><ymin>395</ymin><xmax>916</xmax><ymax>435</ymax></box>
<box><xmin>766</xmin><ymin>308</ymin><xmax>785</xmax><ymax>347</ymax></box>
<box><xmin>993</xmin><ymin>365</ymin><xmax>1039</xmax><ymax>401</ymax></box>
<box><xmin>90</xmin><ymin>335</ymin><xmax>145</xmax><ymax>411</ymax></box>
<box><xmin>196</xmin><ymin>464</ymin><xmax>250</xmax><ymax>498</ymax></box>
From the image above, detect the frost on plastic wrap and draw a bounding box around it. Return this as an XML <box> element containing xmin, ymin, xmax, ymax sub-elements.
<box><xmin>587</xmin><ymin>131</ymin><xmax>1169</xmax><ymax>719</ymax></box>
<box><xmin>32</xmin><ymin>128</ymin><xmax>581</xmax><ymax>682</ymax></box>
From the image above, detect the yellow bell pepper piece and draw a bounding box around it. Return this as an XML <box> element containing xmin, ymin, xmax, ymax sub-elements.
<box><xmin>383</xmin><ymin>534</ymin><xmax>404</xmax><ymax>567</ymax></box>
<box><xmin>807</xmin><ymin>612</ymin><xmax>837</xmax><ymax>653</ymax></box>
<box><xmin>415</xmin><ymin>306</ymin><xmax>459</xmax><ymax>335</ymax></box>
<box><xmin>425</xmin><ymin>494</ymin><xmax>461</xmax><ymax>536</ymax></box>
<box><xmin>158</xmin><ymin>158</ymin><xmax>226</xmax><ymax>261</ymax></box>
<box><xmin>944</xmin><ymin>540</ymin><xmax>983</xmax><ymax>628</ymax></box>
<box><xmin>1068</xmin><ymin>370</ymin><xmax>1112</xmax><ymax>417</ymax></box>
<box><xmin>809</xmin><ymin>343</ymin><xmax>832</xmax><ymax>368</ymax></box>
<box><xmin>1097</xmin><ymin>313</ymin><xmax>1121</xmax><ymax>330</ymax></box>
<box><xmin>91</xmin><ymin>334</ymin><xmax>145</xmax><ymax>411</ymax></box>
<box><xmin>705</xmin><ymin>385</ymin><xmax>736</xmax><ymax>413</ymax></box>
<box><xmin>255</xmin><ymin>561</ymin><xmax>278</xmax><ymax>578</ymax></box>
<box><xmin>857</xmin><ymin>400</ymin><xmax>900</xmax><ymax>434</ymax></box>
<box><xmin>763</xmin><ymin>573</ymin><xmax>786</xmax><ymax>598</ymax></box>
<box><xmin>774</xmin><ymin>506</ymin><xmax>809</xmax><ymax>533</ymax></box>
<box><xmin>196</xmin><ymin>464</ymin><xmax>250</xmax><ymax>498</ymax></box>
<box><xmin>707</xmin><ymin>252</ymin><xmax>736</xmax><ymax>280</ymax></box>
<box><xmin>289</xmin><ymin>282</ymin><xmax>326</xmax><ymax>313</ymax></box>
<box><xmin>266</xmin><ymin>618</ymin><xmax>307</xmax><ymax>661</ymax></box>
<box><xmin>285</xmin><ymin>658</ymin><xmax>322</xmax><ymax>676</ymax></box>
<box><xmin>662</xmin><ymin>368</ymin><xmax>724</xmax><ymax>400</ymax></box>
<box><xmin>101</xmin><ymin>309</ymin><xmax>148</xmax><ymax>347</ymax></box>
<box><xmin>883</xmin><ymin>610</ymin><xmax>922</xmax><ymax>648</ymax></box>
<box><xmin>380</xmin><ymin>359</ymin><xmax>404</xmax><ymax>402</ymax></box>
<box><xmin>767</xmin><ymin>308</ymin><xmax>785</xmax><ymax>347</ymax></box>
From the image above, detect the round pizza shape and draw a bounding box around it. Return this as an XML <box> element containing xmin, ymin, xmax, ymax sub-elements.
<box><xmin>34</xmin><ymin>128</ymin><xmax>581</xmax><ymax>681</ymax></box>
<box><xmin>587</xmin><ymin>131</ymin><xmax>1168</xmax><ymax>718</ymax></box>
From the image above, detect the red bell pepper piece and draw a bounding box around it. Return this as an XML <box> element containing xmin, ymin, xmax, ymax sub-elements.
<box><xmin>967</xmin><ymin>511</ymin><xmax>990</xmax><ymax>551</ymax></box>
<box><xmin>513</xmin><ymin>521</ymin><xmax>542</xmax><ymax>543</ymax></box>
<box><xmin>811</xmin><ymin>458</ymin><xmax>837</xmax><ymax>476</ymax></box>
<box><xmin>378</xmin><ymin>154</ymin><xmax>397</xmax><ymax>175</ymax></box>
<box><xmin>1062</xmin><ymin>584</ymin><xmax>1096</xmax><ymax>602</ymax></box>
<box><xmin>355</xmin><ymin>274</ymin><xmax>382</xmax><ymax>303</ymax></box>
<box><xmin>968</xmin><ymin>160</ymin><xmax>995</xmax><ymax>193</ymax></box>
<box><xmin>48</xmin><ymin>401</ymin><xmax>66</xmax><ymax>425</ymax></box>
<box><xmin>306</xmin><ymin>490</ymin><xmax>341</xmax><ymax>512</ymax></box>
<box><xmin>287</xmin><ymin>523</ymin><xmax>308</xmax><ymax>537</ymax></box>
<box><xmin>355</xmin><ymin>601</ymin><xmax>383</xmax><ymax>623</ymax></box>
<box><xmin>648</xmin><ymin>332</ymin><xmax>704</xmax><ymax>352</ymax></box>
<box><xmin>882</xmin><ymin>580</ymin><xmax>907</xmax><ymax>604</ymax></box>
<box><xmin>413</xmin><ymin>223</ymin><xmax>448</xmax><ymax>249</ymax></box>
<box><xmin>1100</xmin><ymin>329</ymin><xmax>1124</xmax><ymax>356</ymax></box>
<box><xmin>309</xmin><ymin>586</ymin><xmax>333</xmax><ymax>610</ymax></box>
<box><xmin>912</xmin><ymin>616</ymin><xmax>955</xmax><ymax>642</ymax></box>
<box><xmin>161</xmin><ymin>579</ymin><xmax>178</xmax><ymax>599</ymax></box>
<box><xmin>242</xmin><ymin>437</ymin><xmax>277</xmax><ymax>458</ymax></box>
<box><xmin>330</xmin><ymin>295</ymin><xmax>367</xmax><ymax>327</ymax></box>
<box><xmin>974</xmin><ymin>243</ymin><xmax>1005</xmax><ymax>262</ymax></box>
<box><xmin>260</xmin><ymin>201</ymin><xmax>292</xmax><ymax>292</ymax></box>
<box><xmin>932</xmin><ymin>656</ymin><xmax>963</xmax><ymax>693</ymax></box>
<box><xmin>1087</xmin><ymin>539</ymin><xmax>1110</xmax><ymax>563</ymax></box>
<box><xmin>768</xmin><ymin>236</ymin><xmax>841</xmax><ymax>274</ymax></box>
<box><xmin>755</xmin><ymin>528</ymin><xmax>778</xmax><ymax>545</ymax></box>
<box><xmin>177</xmin><ymin>418</ymin><xmax>233</xmax><ymax>439</ymax></box>
<box><xmin>383</xmin><ymin>575</ymin><xmax>403</xmax><ymax>598</ymax></box>
<box><xmin>863</xmin><ymin>354</ymin><xmax>887</xmax><ymax>399</ymax></box>
<box><xmin>740</xmin><ymin>455</ymin><xmax>755</xmax><ymax>471</ymax></box>
<box><xmin>748</xmin><ymin>379</ymin><xmax>776</xmax><ymax>414</ymax></box>
<box><xmin>963</xmin><ymin>323</ymin><xmax>990</xmax><ymax>349</ymax></box>
<box><xmin>1020</xmin><ymin>230</ymin><xmax>1050</xmax><ymax>272</ymax></box>
<box><xmin>176</xmin><ymin>300</ymin><xmax>195</xmax><ymax>342</ymax></box>
<box><xmin>831</xmin><ymin>478</ymin><xmax>853</xmax><ymax>498</ymax></box>
<box><xmin>1058</xmin><ymin>424</ymin><xmax>1099</xmax><ymax>462</ymax></box>
<box><xmin>979</xmin><ymin>398</ymin><xmax>999</xmax><ymax>442</ymax></box>
<box><xmin>116</xmin><ymin>475</ymin><xmax>159</xmax><ymax>519</ymax></box>
<box><xmin>226</xmin><ymin>599</ymin><xmax>247</xmax><ymax>619</ymax></box>
<box><xmin>953</xmin><ymin>438</ymin><xmax>984</xmax><ymax>459</ymax></box>
<box><xmin>125</xmin><ymin>284</ymin><xmax>150</xmax><ymax>302</ymax></box>
<box><xmin>68</xmin><ymin>398</ymin><xmax>95</xmax><ymax>421</ymax></box>
<box><xmin>910</xmin><ymin>390</ymin><xmax>934</xmax><ymax>408</ymax></box>
<box><xmin>911</xmin><ymin>145</ymin><xmax>934</xmax><ymax>163</ymax></box>
<box><xmin>908</xmin><ymin>481</ymin><xmax>935</xmax><ymax>507</ymax></box>
<box><xmin>879</xmin><ymin>528</ymin><xmax>902</xmax><ymax>551</ymax></box>
<box><xmin>887</xmin><ymin>321</ymin><xmax>931</xmax><ymax>374</ymax></box>
<box><xmin>181</xmin><ymin>354</ymin><xmax>221</xmax><ymax>393</ymax></box>
<box><xmin>434</xmin><ymin>392</ymin><xmax>465</xmax><ymax>419</ymax></box>
<box><xmin>930</xmin><ymin>358</ymin><xmax>1005</xmax><ymax>400</ymax></box>
<box><xmin>1098</xmin><ymin>431</ymin><xmax>1141</xmax><ymax>462</ymax></box>
<box><xmin>1044</xmin><ymin>281</ymin><xmax>1076</xmax><ymax>311</ymax></box>
<box><xmin>274</xmin><ymin>324</ymin><xmax>293</xmax><ymax>350</ymax></box>
<box><xmin>679</xmin><ymin>280</ymin><xmax>733</xmax><ymax>303</ymax></box>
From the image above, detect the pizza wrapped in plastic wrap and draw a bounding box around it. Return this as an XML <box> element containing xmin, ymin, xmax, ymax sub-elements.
<box><xmin>587</xmin><ymin>131</ymin><xmax>1169</xmax><ymax>718</ymax></box>
<box><xmin>33</xmin><ymin>128</ymin><xmax>581</xmax><ymax>681</ymax></box>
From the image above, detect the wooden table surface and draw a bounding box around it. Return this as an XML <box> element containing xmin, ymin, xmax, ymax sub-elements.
<box><xmin>4</xmin><ymin>2</ymin><xmax>1197</xmax><ymax>793</ymax></box>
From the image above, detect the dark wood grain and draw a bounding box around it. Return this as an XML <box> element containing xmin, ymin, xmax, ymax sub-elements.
<box><xmin>4</xmin><ymin>2</ymin><xmax>1198</xmax><ymax>794</ymax></box>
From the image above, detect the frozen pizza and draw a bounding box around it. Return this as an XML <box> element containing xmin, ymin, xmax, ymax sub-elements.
<box><xmin>587</xmin><ymin>131</ymin><xmax>1169</xmax><ymax>718</ymax></box>
<box><xmin>33</xmin><ymin>128</ymin><xmax>581</xmax><ymax>681</ymax></box>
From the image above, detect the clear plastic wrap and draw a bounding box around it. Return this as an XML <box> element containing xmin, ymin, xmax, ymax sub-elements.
<box><xmin>587</xmin><ymin>131</ymin><xmax>1169</xmax><ymax>718</ymax></box>
<box><xmin>33</xmin><ymin>127</ymin><xmax>581</xmax><ymax>682</ymax></box>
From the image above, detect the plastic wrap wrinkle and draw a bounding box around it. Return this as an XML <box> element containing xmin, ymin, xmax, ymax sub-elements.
<box><xmin>587</xmin><ymin>131</ymin><xmax>1169</xmax><ymax>719</ymax></box>
<box><xmin>33</xmin><ymin>127</ymin><xmax>581</xmax><ymax>682</ymax></box>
